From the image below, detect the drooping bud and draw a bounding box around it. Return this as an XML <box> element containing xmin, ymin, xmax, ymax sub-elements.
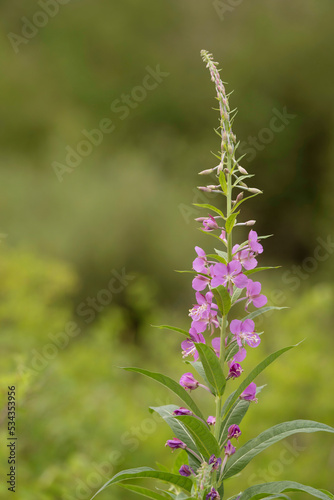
<box><xmin>228</xmin><ymin>362</ymin><xmax>243</xmax><ymax>379</ymax></box>
<box><xmin>238</xmin><ymin>165</ymin><xmax>248</xmax><ymax>175</ymax></box>
<box><xmin>240</xmin><ymin>382</ymin><xmax>258</xmax><ymax>402</ymax></box>
<box><xmin>173</xmin><ymin>407</ymin><xmax>193</xmax><ymax>416</ymax></box>
<box><xmin>165</xmin><ymin>438</ymin><xmax>187</xmax><ymax>450</ymax></box>
<box><xmin>239</xmin><ymin>181</ymin><xmax>248</xmax><ymax>188</ymax></box>
<box><xmin>248</xmin><ymin>187</ymin><xmax>262</xmax><ymax>194</ymax></box>
<box><xmin>195</xmin><ymin>217</ymin><xmax>207</xmax><ymax>222</ymax></box>
<box><xmin>197</xmin><ymin>186</ymin><xmax>212</xmax><ymax>193</ymax></box>
<box><xmin>179</xmin><ymin>372</ymin><xmax>199</xmax><ymax>391</ymax></box>
<box><xmin>206</xmin><ymin>487</ymin><xmax>220</xmax><ymax>499</ymax></box>
<box><xmin>235</xmin><ymin>192</ymin><xmax>244</xmax><ymax>203</ymax></box>
<box><xmin>179</xmin><ymin>464</ymin><xmax>194</xmax><ymax>476</ymax></box>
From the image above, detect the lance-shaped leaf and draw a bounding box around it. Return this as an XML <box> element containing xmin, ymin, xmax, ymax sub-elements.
<box><xmin>90</xmin><ymin>467</ymin><xmax>193</xmax><ymax>499</ymax></box>
<box><xmin>194</xmin><ymin>343</ymin><xmax>226</xmax><ymax>396</ymax></box>
<box><xmin>215</xmin><ymin>248</ymin><xmax>228</xmax><ymax>261</ymax></box>
<box><xmin>193</xmin><ymin>203</ymin><xmax>225</xmax><ymax>219</ymax></box>
<box><xmin>117</xmin><ymin>483</ymin><xmax>172</xmax><ymax>500</ymax></box>
<box><xmin>222</xmin><ymin>344</ymin><xmax>297</xmax><ymax>418</ymax></box>
<box><xmin>152</xmin><ymin>325</ymin><xmax>190</xmax><ymax>337</ymax></box>
<box><xmin>212</xmin><ymin>284</ymin><xmax>231</xmax><ymax>316</ymax></box>
<box><xmin>150</xmin><ymin>405</ymin><xmax>202</xmax><ymax>468</ymax></box>
<box><xmin>124</xmin><ymin>368</ymin><xmax>204</xmax><ymax>420</ymax></box>
<box><xmin>243</xmin><ymin>266</ymin><xmax>280</xmax><ymax>276</ymax></box>
<box><xmin>223</xmin><ymin>420</ymin><xmax>334</xmax><ymax>479</ymax></box>
<box><xmin>175</xmin><ymin>414</ymin><xmax>220</xmax><ymax>458</ymax></box>
<box><xmin>242</xmin><ymin>306</ymin><xmax>288</xmax><ymax>322</ymax></box>
<box><xmin>225</xmin><ymin>212</ymin><xmax>239</xmax><ymax>233</ymax></box>
<box><xmin>219</xmin><ymin>171</ymin><xmax>228</xmax><ymax>194</ymax></box>
<box><xmin>237</xmin><ymin>481</ymin><xmax>334</xmax><ymax>500</ymax></box>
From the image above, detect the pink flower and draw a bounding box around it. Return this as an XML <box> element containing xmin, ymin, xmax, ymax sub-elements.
<box><xmin>227</xmin><ymin>424</ymin><xmax>242</xmax><ymax>440</ymax></box>
<box><xmin>228</xmin><ymin>362</ymin><xmax>243</xmax><ymax>379</ymax></box>
<box><xmin>246</xmin><ymin>281</ymin><xmax>267</xmax><ymax>309</ymax></box>
<box><xmin>203</xmin><ymin>215</ymin><xmax>219</xmax><ymax>232</ymax></box>
<box><xmin>240</xmin><ymin>382</ymin><xmax>258</xmax><ymax>402</ymax></box>
<box><xmin>179</xmin><ymin>372</ymin><xmax>199</xmax><ymax>391</ymax></box>
<box><xmin>166</xmin><ymin>438</ymin><xmax>187</xmax><ymax>450</ymax></box>
<box><xmin>181</xmin><ymin>329</ymin><xmax>205</xmax><ymax>361</ymax></box>
<box><xmin>224</xmin><ymin>440</ymin><xmax>236</xmax><ymax>456</ymax></box>
<box><xmin>211</xmin><ymin>261</ymin><xmax>248</xmax><ymax>294</ymax></box>
<box><xmin>230</xmin><ymin>319</ymin><xmax>261</xmax><ymax>348</ymax></box>
<box><xmin>232</xmin><ymin>244</ymin><xmax>258</xmax><ymax>270</ymax></box>
<box><xmin>207</xmin><ymin>416</ymin><xmax>216</xmax><ymax>425</ymax></box>
<box><xmin>189</xmin><ymin>291</ymin><xmax>219</xmax><ymax>334</ymax></box>
<box><xmin>248</xmin><ymin>230</ymin><xmax>263</xmax><ymax>254</ymax></box>
<box><xmin>192</xmin><ymin>267</ymin><xmax>211</xmax><ymax>292</ymax></box>
<box><xmin>211</xmin><ymin>337</ymin><xmax>221</xmax><ymax>358</ymax></box>
<box><xmin>192</xmin><ymin>246</ymin><xmax>208</xmax><ymax>273</ymax></box>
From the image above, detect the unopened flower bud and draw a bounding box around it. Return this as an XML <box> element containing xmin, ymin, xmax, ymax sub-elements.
<box><xmin>199</xmin><ymin>168</ymin><xmax>214</xmax><ymax>175</ymax></box>
<box><xmin>206</xmin><ymin>487</ymin><xmax>220</xmax><ymax>499</ymax></box>
<box><xmin>228</xmin><ymin>362</ymin><xmax>243</xmax><ymax>379</ymax></box>
<box><xmin>173</xmin><ymin>407</ymin><xmax>193</xmax><ymax>416</ymax></box>
<box><xmin>197</xmin><ymin>186</ymin><xmax>212</xmax><ymax>193</ymax></box>
<box><xmin>245</xmin><ymin>220</ymin><xmax>256</xmax><ymax>226</ymax></box>
<box><xmin>207</xmin><ymin>416</ymin><xmax>216</xmax><ymax>426</ymax></box>
<box><xmin>165</xmin><ymin>438</ymin><xmax>187</xmax><ymax>450</ymax></box>
<box><xmin>248</xmin><ymin>188</ymin><xmax>262</xmax><ymax>194</ymax></box>
<box><xmin>209</xmin><ymin>455</ymin><xmax>222</xmax><ymax>471</ymax></box>
<box><xmin>179</xmin><ymin>464</ymin><xmax>194</xmax><ymax>477</ymax></box>
<box><xmin>195</xmin><ymin>217</ymin><xmax>206</xmax><ymax>222</ymax></box>
<box><xmin>224</xmin><ymin>440</ymin><xmax>236</xmax><ymax>457</ymax></box>
<box><xmin>222</xmin><ymin>132</ymin><xmax>228</xmax><ymax>143</ymax></box>
<box><xmin>239</xmin><ymin>181</ymin><xmax>248</xmax><ymax>188</ymax></box>
<box><xmin>207</xmin><ymin>185</ymin><xmax>220</xmax><ymax>190</ymax></box>
<box><xmin>235</xmin><ymin>192</ymin><xmax>244</xmax><ymax>203</ymax></box>
<box><xmin>224</xmin><ymin>168</ymin><xmax>230</xmax><ymax>175</ymax></box>
<box><xmin>179</xmin><ymin>372</ymin><xmax>199</xmax><ymax>391</ymax></box>
<box><xmin>231</xmin><ymin>133</ymin><xmax>237</xmax><ymax>143</ymax></box>
<box><xmin>228</xmin><ymin>144</ymin><xmax>233</xmax><ymax>155</ymax></box>
<box><xmin>238</xmin><ymin>165</ymin><xmax>248</xmax><ymax>175</ymax></box>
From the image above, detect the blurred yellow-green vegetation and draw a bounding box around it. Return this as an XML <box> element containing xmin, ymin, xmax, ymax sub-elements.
<box><xmin>1</xmin><ymin>0</ymin><xmax>334</xmax><ymax>499</ymax></box>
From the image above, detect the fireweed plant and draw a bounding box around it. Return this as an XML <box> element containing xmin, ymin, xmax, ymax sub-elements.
<box><xmin>91</xmin><ymin>52</ymin><xmax>334</xmax><ymax>500</ymax></box>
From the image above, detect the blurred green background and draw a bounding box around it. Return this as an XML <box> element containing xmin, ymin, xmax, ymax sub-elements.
<box><xmin>1</xmin><ymin>0</ymin><xmax>334</xmax><ymax>498</ymax></box>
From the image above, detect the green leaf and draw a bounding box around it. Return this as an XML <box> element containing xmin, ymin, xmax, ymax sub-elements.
<box><xmin>175</xmin><ymin>415</ymin><xmax>220</xmax><ymax>458</ymax></box>
<box><xmin>150</xmin><ymin>405</ymin><xmax>202</xmax><ymax>466</ymax></box>
<box><xmin>152</xmin><ymin>325</ymin><xmax>190</xmax><ymax>337</ymax></box>
<box><xmin>212</xmin><ymin>284</ymin><xmax>231</xmax><ymax>316</ymax></box>
<box><xmin>207</xmin><ymin>253</ymin><xmax>227</xmax><ymax>265</ymax></box>
<box><xmin>215</xmin><ymin>248</ymin><xmax>228</xmax><ymax>260</ymax></box>
<box><xmin>117</xmin><ymin>483</ymin><xmax>171</xmax><ymax>500</ymax></box>
<box><xmin>223</xmin><ymin>420</ymin><xmax>334</xmax><ymax>479</ymax></box>
<box><xmin>193</xmin><ymin>203</ymin><xmax>225</xmax><ymax>219</ymax></box>
<box><xmin>90</xmin><ymin>467</ymin><xmax>192</xmax><ymax>499</ymax></box>
<box><xmin>123</xmin><ymin>368</ymin><xmax>204</xmax><ymax>420</ymax></box>
<box><xmin>222</xmin><ymin>344</ymin><xmax>297</xmax><ymax>418</ymax></box>
<box><xmin>242</xmin><ymin>306</ymin><xmax>288</xmax><ymax>322</ymax></box>
<box><xmin>194</xmin><ymin>343</ymin><xmax>226</xmax><ymax>396</ymax></box>
<box><xmin>243</xmin><ymin>266</ymin><xmax>281</xmax><ymax>276</ymax></box>
<box><xmin>231</xmin><ymin>287</ymin><xmax>243</xmax><ymax>304</ymax></box>
<box><xmin>219</xmin><ymin>171</ymin><xmax>228</xmax><ymax>194</ymax></box>
<box><xmin>237</xmin><ymin>481</ymin><xmax>334</xmax><ymax>500</ymax></box>
<box><xmin>225</xmin><ymin>212</ymin><xmax>239</xmax><ymax>233</ymax></box>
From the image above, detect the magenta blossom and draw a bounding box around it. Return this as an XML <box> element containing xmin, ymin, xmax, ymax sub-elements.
<box><xmin>245</xmin><ymin>281</ymin><xmax>267</xmax><ymax>310</ymax></box>
<box><xmin>228</xmin><ymin>362</ymin><xmax>243</xmax><ymax>379</ymax></box>
<box><xmin>232</xmin><ymin>244</ymin><xmax>258</xmax><ymax>270</ymax></box>
<box><xmin>189</xmin><ymin>291</ymin><xmax>219</xmax><ymax>334</ymax></box>
<box><xmin>173</xmin><ymin>407</ymin><xmax>193</xmax><ymax>416</ymax></box>
<box><xmin>211</xmin><ymin>261</ymin><xmax>248</xmax><ymax>294</ymax></box>
<box><xmin>206</xmin><ymin>487</ymin><xmax>220</xmax><ymax>499</ymax></box>
<box><xmin>192</xmin><ymin>246</ymin><xmax>208</xmax><ymax>273</ymax></box>
<box><xmin>207</xmin><ymin>416</ymin><xmax>216</xmax><ymax>426</ymax></box>
<box><xmin>240</xmin><ymin>382</ymin><xmax>258</xmax><ymax>402</ymax></box>
<box><xmin>181</xmin><ymin>329</ymin><xmax>205</xmax><ymax>360</ymax></box>
<box><xmin>209</xmin><ymin>455</ymin><xmax>222</xmax><ymax>470</ymax></box>
<box><xmin>203</xmin><ymin>215</ymin><xmax>219</xmax><ymax>232</ymax></box>
<box><xmin>192</xmin><ymin>268</ymin><xmax>211</xmax><ymax>292</ymax></box>
<box><xmin>248</xmin><ymin>230</ymin><xmax>263</xmax><ymax>254</ymax></box>
<box><xmin>228</xmin><ymin>424</ymin><xmax>242</xmax><ymax>440</ymax></box>
<box><xmin>224</xmin><ymin>440</ymin><xmax>236</xmax><ymax>456</ymax></box>
<box><xmin>179</xmin><ymin>464</ymin><xmax>194</xmax><ymax>477</ymax></box>
<box><xmin>179</xmin><ymin>372</ymin><xmax>199</xmax><ymax>391</ymax></box>
<box><xmin>165</xmin><ymin>438</ymin><xmax>187</xmax><ymax>450</ymax></box>
<box><xmin>219</xmin><ymin>230</ymin><xmax>227</xmax><ymax>244</ymax></box>
<box><xmin>233</xmin><ymin>347</ymin><xmax>247</xmax><ymax>363</ymax></box>
<box><xmin>230</xmin><ymin>319</ymin><xmax>261</xmax><ymax>348</ymax></box>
